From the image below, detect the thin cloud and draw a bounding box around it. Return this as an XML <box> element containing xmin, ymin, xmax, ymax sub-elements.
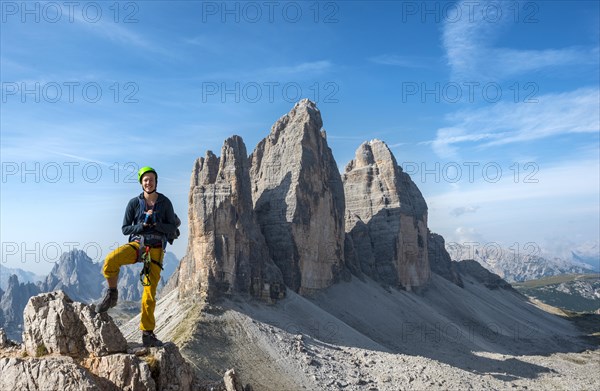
<box><xmin>265</xmin><ymin>61</ymin><xmax>332</xmax><ymax>75</ymax></box>
<box><xmin>369</xmin><ymin>54</ymin><xmax>435</xmax><ymax>69</ymax></box>
<box><xmin>442</xmin><ymin>0</ymin><xmax>599</xmax><ymax>80</ymax></box>
<box><xmin>388</xmin><ymin>142</ymin><xmax>407</xmax><ymax>148</ymax></box>
<box><xmin>428</xmin><ymin>157</ymin><xmax>599</xmax><ymax>205</ymax></box>
<box><xmin>72</xmin><ymin>13</ymin><xmax>170</xmax><ymax>56</ymax></box>
<box><xmin>451</xmin><ymin>205</ymin><xmax>480</xmax><ymax>217</ymax></box>
<box><xmin>199</xmin><ymin>60</ymin><xmax>333</xmax><ymax>81</ymax></box>
<box><xmin>430</xmin><ymin>87</ymin><xmax>599</xmax><ymax>158</ymax></box>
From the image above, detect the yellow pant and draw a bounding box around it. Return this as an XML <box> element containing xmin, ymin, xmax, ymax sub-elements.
<box><xmin>102</xmin><ymin>242</ymin><xmax>163</xmax><ymax>331</ymax></box>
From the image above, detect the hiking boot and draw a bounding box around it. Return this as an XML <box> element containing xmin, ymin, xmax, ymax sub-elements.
<box><xmin>142</xmin><ymin>331</ymin><xmax>164</xmax><ymax>347</ymax></box>
<box><xmin>97</xmin><ymin>288</ymin><xmax>118</xmax><ymax>313</ymax></box>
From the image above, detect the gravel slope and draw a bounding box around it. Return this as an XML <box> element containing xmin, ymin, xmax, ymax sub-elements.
<box><xmin>121</xmin><ymin>275</ymin><xmax>599</xmax><ymax>390</ymax></box>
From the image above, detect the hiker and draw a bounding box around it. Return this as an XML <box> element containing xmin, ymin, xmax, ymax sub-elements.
<box><xmin>97</xmin><ymin>166</ymin><xmax>180</xmax><ymax>347</ymax></box>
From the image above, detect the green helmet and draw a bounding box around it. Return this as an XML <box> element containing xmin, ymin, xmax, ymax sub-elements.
<box><xmin>138</xmin><ymin>166</ymin><xmax>157</xmax><ymax>183</ymax></box>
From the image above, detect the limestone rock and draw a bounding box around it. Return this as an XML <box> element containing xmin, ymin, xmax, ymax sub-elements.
<box><xmin>0</xmin><ymin>344</ymin><xmax>203</xmax><ymax>391</ymax></box>
<box><xmin>343</xmin><ymin>140</ymin><xmax>430</xmax><ymax>290</ymax></box>
<box><xmin>249</xmin><ymin>99</ymin><xmax>346</xmax><ymax>295</ymax></box>
<box><xmin>152</xmin><ymin>343</ymin><xmax>198</xmax><ymax>390</ymax></box>
<box><xmin>0</xmin><ymin>356</ymin><xmax>101</xmax><ymax>390</ymax></box>
<box><xmin>224</xmin><ymin>368</ymin><xmax>244</xmax><ymax>391</ymax></box>
<box><xmin>428</xmin><ymin>231</ymin><xmax>463</xmax><ymax>287</ymax></box>
<box><xmin>0</xmin><ymin>328</ymin><xmax>6</xmax><ymax>347</ymax></box>
<box><xmin>1</xmin><ymin>291</ymin><xmax>249</xmax><ymax>391</ymax></box>
<box><xmin>22</xmin><ymin>291</ymin><xmax>127</xmax><ymax>357</ymax></box>
<box><xmin>179</xmin><ymin>135</ymin><xmax>283</xmax><ymax>302</ymax></box>
<box><xmin>83</xmin><ymin>353</ymin><xmax>155</xmax><ymax>390</ymax></box>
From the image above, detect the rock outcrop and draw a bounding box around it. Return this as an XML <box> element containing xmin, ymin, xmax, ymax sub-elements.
<box><xmin>23</xmin><ymin>290</ymin><xmax>127</xmax><ymax>357</ymax></box>
<box><xmin>1</xmin><ymin>291</ymin><xmax>247</xmax><ymax>391</ymax></box>
<box><xmin>0</xmin><ymin>288</ymin><xmax>3</xmax><ymax>327</ymax></box>
<box><xmin>249</xmin><ymin>99</ymin><xmax>346</xmax><ymax>295</ymax></box>
<box><xmin>343</xmin><ymin>140</ymin><xmax>430</xmax><ymax>290</ymax></box>
<box><xmin>178</xmin><ymin>135</ymin><xmax>283</xmax><ymax>302</ymax></box>
<box><xmin>428</xmin><ymin>231</ymin><xmax>463</xmax><ymax>287</ymax></box>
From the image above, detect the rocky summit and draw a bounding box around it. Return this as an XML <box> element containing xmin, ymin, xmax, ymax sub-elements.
<box><xmin>249</xmin><ymin>99</ymin><xmax>346</xmax><ymax>295</ymax></box>
<box><xmin>178</xmin><ymin>101</ymin><xmax>439</xmax><ymax>299</ymax></box>
<box><xmin>343</xmin><ymin>139</ymin><xmax>430</xmax><ymax>290</ymax></box>
<box><xmin>0</xmin><ymin>291</ymin><xmax>246</xmax><ymax>391</ymax></box>
<box><xmin>178</xmin><ymin>135</ymin><xmax>284</xmax><ymax>302</ymax></box>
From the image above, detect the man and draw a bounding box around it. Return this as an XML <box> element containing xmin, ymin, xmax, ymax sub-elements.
<box><xmin>97</xmin><ymin>166</ymin><xmax>180</xmax><ymax>347</ymax></box>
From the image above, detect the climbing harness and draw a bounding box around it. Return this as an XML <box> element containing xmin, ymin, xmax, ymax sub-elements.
<box><xmin>128</xmin><ymin>236</ymin><xmax>164</xmax><ymax>287</ymax></box>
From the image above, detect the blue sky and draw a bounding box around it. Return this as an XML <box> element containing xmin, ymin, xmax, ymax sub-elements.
<box><xmin>1</xmin><ymin>0</ymin><xmax>599</xmax><ymax>274</ymax></box>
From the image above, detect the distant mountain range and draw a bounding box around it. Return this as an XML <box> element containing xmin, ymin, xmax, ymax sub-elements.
<box><xmin>0</xmin><ymin>249</ymin><xmax>179</xmax><ymax>341</ymax></box>
<box><xmin>0</xmin><ymin>266</ymin><xmax>44</xmax><ymax>290</ymax></box>
<box><xmin>446</xmin><ymin>243</ymin><xmax>596</xmax><ymax>282</ymax></box>
<box><xmin>571</xmin><ymin>242</ymin><xmax>600</xmax><ymax>270</ymax></box>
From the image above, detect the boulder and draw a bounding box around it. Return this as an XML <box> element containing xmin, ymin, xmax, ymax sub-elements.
<box><xmin>2</xmin><ymin>291</ymin><xmax>241</xmax><ymax>390</ymax></box>
<box><xmin>0</xmin><ymin>357</ymin><xmax>101</xmax><ymax>390</ymax></box>
<box><xmin>22</xmin><ymin>290</ymin><xmax>127</xmax><ymax>357</ymax></box>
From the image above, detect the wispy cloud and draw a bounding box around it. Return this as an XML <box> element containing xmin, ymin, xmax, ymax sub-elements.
<box><xmin>451</xmin><ymin>205</ymin><xmax>480</xmax><ymax>217</ymax></box>
<box><xmin>388</xmin><ymin>142</ymin><xmax>407</xmax><ymax>148</ymax></box>
<box><xmin>199</xmin><ymin>60</ymin><xmax>333</xmax><ymax>81</ymax></box>
<box><xmin>442</xmin><ymin>0</ymin><xmax>599</xmax><ymax>80</ymax></box>
<box><xmin>430</xmin><ymin>87</ymin><xmax>599</xmax><ymax>158</ymax></box>
<box><xmin>428</xmin><ymin>156</ymin><xmax>599</xmax><ymax>206</ymax></box>
<box><xmin>369</xmin><ymin>54</ymin><xmax>435</xmax><ymax>69</ymax></box>
<box><xmin>72</xmin><ymin>13</ymin><xmax>169</xmax><ymax>56</ymax></box>
<box><xmin>428</xmin><ymin>156</ymin><xmax>600</xmax><ymax>252</ymax></box>
<box><xmin>265</xmin><ymin>61</ymin><xmax>332</xmax><ymax>75</ymax></box>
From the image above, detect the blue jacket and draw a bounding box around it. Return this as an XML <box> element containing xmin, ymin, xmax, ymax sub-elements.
<box><xmin>122</xmin><ymin>193</ymin><xmax>180</xmax><ymax>246</ymax></box>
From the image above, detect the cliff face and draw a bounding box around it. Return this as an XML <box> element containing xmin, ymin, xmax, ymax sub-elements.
<box><xmin>427</xmin><ymin>231</ymin><xmax>463</xmax><ymax>287</ymax></box>
<box><xmin>178</xmin><ymin>136</ymin><xmax>283</xmax><ymax>302</ymax></box>
<box><xmin>343</xmin><ymin>140</ymin><xmax>430</xmax><ymax>290</ymax></box>
<box><xmin>179</xmin><ymin>101</ymin><xmax>437</xmax><ymax>299</ymax></box>
<box><xmin>249</xmin><ymin>99</ymin><xmax>346</xmax><ymax>295</ymax></box>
